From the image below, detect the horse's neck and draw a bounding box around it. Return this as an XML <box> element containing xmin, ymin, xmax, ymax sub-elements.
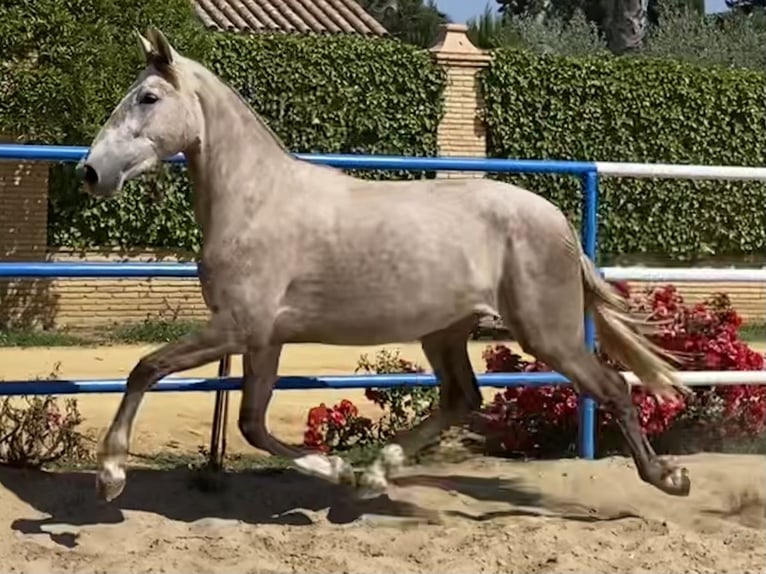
<box><xmin>184</xmin><ymin>65</ymin><xmax>292</xmax><ymax>238</ymax></box>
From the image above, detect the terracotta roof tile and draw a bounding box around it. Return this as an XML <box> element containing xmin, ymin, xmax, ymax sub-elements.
<box><xmin>193</xmin><ymin>0</ymin><xmax>388</xmax><ymax>36</ymax></box>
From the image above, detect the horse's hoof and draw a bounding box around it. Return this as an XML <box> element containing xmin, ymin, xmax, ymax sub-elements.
<box><xmin>356</xmin><ymin>472</ymin><xmax>388</xmax><ymax>500</ymax></box>
<box><xmin>95</xmin><ymin>461</ymin><xmax>126</xmax><ymax>502</ymax></box>
<box><xmin>658</xmin><ymin>464</ymin><xmax>691</xmax><ymax>497</ymax></box>
<box><xmin>293</xmin><ymin>454</ymin><xmax>356</xmax><ymax>486</ymax></box>
<box><xmin>356</xmin><ymin>456</ymin><xmax>391</xmax><ymax>499</ymax></box>
<box><xmin>380</xmin><ymin>444</ymin><xmax>405</xmax><ymax>475</ymax></box>
<box><xmin>294</xmin><ymin>454</ymin><xmax>334</xmax><ymax>479</ymax></box>
<box><xmin>328</xmin><ymin>455</ymin><xmax>357</xmax><ymax>487</ymax></box>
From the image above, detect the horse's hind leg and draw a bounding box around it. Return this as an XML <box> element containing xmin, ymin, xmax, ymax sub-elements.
<box><xmin>541</xmin><ymin>347</ymin><xmax>689</xmax><ymax>496</ymax></box>
<box><xmin>356</xmin><ymin>317</ymin><xmax>482</xmax><ymax>498</ymax></box>
<box><xmin>500</xmin><ymin>274</ymin><xmax>690</xmax><ymax>496</ymax></box>
<box><xmin>238</xmin><ymin>345</ymin><xmax>312</xmax><ymax>458</ymax></box>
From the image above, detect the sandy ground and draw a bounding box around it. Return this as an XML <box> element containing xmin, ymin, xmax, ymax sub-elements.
<box><xmin>0</xmin><ymin>343</ymin><xmax>764</xmax><ymax>573</ymax></box>
<box><xmin>0</xmin><ymin>454</ymin><xmax>763</xmax><ymax>573</ymax></box>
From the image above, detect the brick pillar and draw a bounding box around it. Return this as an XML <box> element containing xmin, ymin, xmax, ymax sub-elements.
<box><xmin>0</xmin><ymin>135</ymin><xmax>55</xmax><ymax>328</ymax></box>
<box><xmin>0</xmin><ymin>161</ymin><xmax>48</xmax><ymax>261</ymax></box>
<box><xmin>429</xmin><ymin>24</ymin><xmax>491</xmax><ymax>179</ymax></box>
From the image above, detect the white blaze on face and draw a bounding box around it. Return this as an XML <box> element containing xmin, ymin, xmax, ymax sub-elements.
<box><xmin>81</xmin><ymin>58</ymin><xmax>189</xmax><ymax>198</ymax></box>
<box><xmin>80</xmin><ymin>79</ymin><xmax>162</xmax><ymax>196</ymax></box>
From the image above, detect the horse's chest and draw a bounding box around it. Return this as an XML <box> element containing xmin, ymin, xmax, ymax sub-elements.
<box><xmin>197</xmin><ymin>259</ymin><xmax>225</xmax><ymax>312</ymax></box>
<box><xmin>196</xmin><ymin>257</ymin><xmax>262</xmax><ymax>312</ymax></box>
<box><xmin>197</xmin><ymin>248</ymin><xmax>290</xmax><ymax>313</ymax></box>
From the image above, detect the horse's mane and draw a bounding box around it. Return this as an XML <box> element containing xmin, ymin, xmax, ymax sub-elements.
<box><xmin>180</xmin><ymin>56</ymin><xmax>292</xmax><ymax>155</ymax></box>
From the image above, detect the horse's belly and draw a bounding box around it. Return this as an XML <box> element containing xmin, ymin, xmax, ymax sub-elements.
<box><xmin>271</xmin><ymin>214</ymin><xmax>505</xmax><ymax>344</ymax></box>
<box><xmin>274</xmin><ymin>307</ymin><xmax>478</xmax><ymax>345</ymax></box>
<box><xmin>272</xmin><ymin>279</ymin><xmax>496</xmax><ymax>345</ymax></box>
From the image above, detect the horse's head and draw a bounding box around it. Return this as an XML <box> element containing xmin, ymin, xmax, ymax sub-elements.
<box><xmin>78</xmin><ymin>28</ymin><xmax>202</xmax><ymax>198</ymax></box>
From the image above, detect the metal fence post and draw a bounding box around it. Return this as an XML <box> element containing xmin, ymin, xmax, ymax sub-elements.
<box><xmin>208</xmin><ymin>354</ymin><xmax>231</xmax><ymax>469</ymax></box>
<box><xmin>578</xmin><ymin>170</ymin><xmax>599</xmax><ymax>460</ymax></box>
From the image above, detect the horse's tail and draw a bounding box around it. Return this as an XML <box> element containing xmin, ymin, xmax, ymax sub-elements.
<box><xmin>575</xmin><ymin>231</ymin><xmax>690</xmax><ymax>401</ymax></box>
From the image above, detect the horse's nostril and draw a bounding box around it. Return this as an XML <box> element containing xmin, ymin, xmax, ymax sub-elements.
<box><xmin>83</xmin><ymin>164</ymin><xmax>99</xmax><ymax>186</ymax></box>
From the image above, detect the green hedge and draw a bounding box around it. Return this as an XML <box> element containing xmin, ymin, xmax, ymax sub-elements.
<box><xmin>29</xmin><ymin>21</ymin><xmax>444</xmax><ymax>249</ymax></box>
<box><xmin>480</xmin><ymin>50</ymin><xmax>766</xmax><ymax>262</ymax></box>
<box><xmin>0</xmin><ymin>0</ymin><xmax>212</xmax><ymax>144</ymax></box>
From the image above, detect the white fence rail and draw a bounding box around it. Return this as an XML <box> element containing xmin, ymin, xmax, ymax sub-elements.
<box><xmin>596</xmin><ymin>161</ymin><xmax>766</xmax><ymax>181</ymax></box>
<box><xmin>624</xmin><ymin>371</ymin><xmax>766</xmax><ymax>387</ymax></box>
<box><xmin>603</xmin><ymin>267</ymin><xmax>766</xmax><ymax>282</ymax></box>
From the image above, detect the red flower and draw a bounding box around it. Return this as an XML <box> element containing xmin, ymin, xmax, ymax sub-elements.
<box><xmin>46</xmin><ymin>411</ymin><xmax>62</xmax><ymax>427</ymax></box>
<box><xmin>303</xmin><ymin>428</ymin><xmax>327</xmax><ymax>451</ymax></box>
<box><xmin>307</xmin><ymin>404</ymin><xmax>329</xmax><ymax>427</ymax></box>
<box><xmin>329</xmin><ymin>409</ymin><xmax>347</xmax><ymax>427</ymax></box>
<box><xmin>704</xmin><ymin>351</ymin><xmax>722</xmax><ymax>369</ymax></box>
<box><xmin>338</xmin><ymin>399</ymin><xmax>358</xmax><ymax>417</ymax></box>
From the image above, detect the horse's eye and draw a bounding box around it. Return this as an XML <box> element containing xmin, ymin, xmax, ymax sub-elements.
<box><xmin>139</xmin><ymin>93</ymin><xmax>159</xmax><ymax>105</ymax></box>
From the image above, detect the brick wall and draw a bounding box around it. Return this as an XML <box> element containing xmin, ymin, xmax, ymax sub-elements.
<box><xmin>34</xmin><ymin>249</ymin><xmax>766</xmax><ymax>330</ymax></box>
<box><xmin>0</xmin><ymin>159</ymin><xmax>48</xmax><ymax>261</ymax></box>
<box><xmin>0</xmin><ymin>153</ymin><xmax>53</xmax><ymax>328</ymax></box>
<box><xmin>5</xmin><ymin>250</ymin><xmax>766</xmax><ymax>332</ymax></box>
<box><xmin>49</xmin><ymin>249</ymin><xmax>209</xmax><ymax>329</ymax></box>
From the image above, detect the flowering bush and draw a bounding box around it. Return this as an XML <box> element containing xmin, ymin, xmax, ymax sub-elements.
<box><xmin>477</xmin><ymin>283</ymin><xmax>765</xmax><ymax>457</ymax></box>
<box><xmin>357</xmin><ymin>349</ymin><xmax>437</xmax><ymax>439</ymax></box>
<box><xmin>473</xmin><ymin>346</ymin><xmax>673</xmax><ymax>457</ymax></box>
<box><xmin>634</xmin><ymin>285</ymin><xmax>765</xmax><ymax>451</ymax></box>
<box><xmin>0</xmin><ymin>395</ymin><xmax>89</xmax><ymax>467</ymax></box>
<box><xmin>633</xmin><ymin>287</ymin><xmax>763</xmax><ymax>372</ymax></box>
<box><xmin>303</xmin><ymin>398</ymin><xmax>376</xmax><ymax>453</ymax></box>
<box><xmin>1</xmin><ymin>363</ymin><xmax>90</xmax><ymax>468</ymax></box>
<box><xmin>303</xmin><ymin>349</ymin><xmax>437</xmax><ymax>453</ymax></box>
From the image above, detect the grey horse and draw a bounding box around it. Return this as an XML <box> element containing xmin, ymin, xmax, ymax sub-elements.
<box><xmin>78</xmin><ymin>27</ymin><xmax>691</xmax><ymax>503</ymax></box>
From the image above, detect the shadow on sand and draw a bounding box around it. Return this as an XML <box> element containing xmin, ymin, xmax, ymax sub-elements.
<box><xmin>0</xmin><ymin>462</ymin><xmax>641</xmax><ymax>548</ymax></box>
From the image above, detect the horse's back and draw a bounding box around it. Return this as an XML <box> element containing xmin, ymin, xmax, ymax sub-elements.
<box><xmin>341</xmin><ymin>175</ymin><xmax>572</xmax><ymax>244</ymax></box>
<box><xmin>319</xmin><ymin>173</ymin><xmax>578</xmax><ymax>302</ymax></box>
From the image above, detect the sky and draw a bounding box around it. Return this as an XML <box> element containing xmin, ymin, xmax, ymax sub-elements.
<box><xmin>433</xmin><ymin>0</ymin><xmax>732</xmax><ymax>24</ymax></box>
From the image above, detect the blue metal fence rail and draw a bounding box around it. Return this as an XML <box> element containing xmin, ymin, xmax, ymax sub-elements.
<box><xmin>0</xmin><ymin>372</ymin><xmax>573</xmax><ymax>396</ymax></box>
<box><xmin>0</xmin><ymin>143</ymin><xmax>597</xmax><ymax>175</ymax></box>
<box><xmin>0</xmin><ymin>143</ymin><xmax>600</xmax><ymax>460</ymax></box>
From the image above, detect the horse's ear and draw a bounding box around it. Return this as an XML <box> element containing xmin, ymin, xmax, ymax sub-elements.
<box><xmin>146</xmin><ymin>27</ymin><xmax>177</xmax><ymax>67</ymax></box>
<box><xmin>135</xmin><ymin>29</ymin><xmax>154</xmax><ymax>64</ymax></box>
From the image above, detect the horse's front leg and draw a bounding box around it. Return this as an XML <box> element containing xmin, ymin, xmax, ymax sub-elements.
<box><xmin>238</xmin><ymin>345</ymin><xmax>314</xmax><ymax>458</ymax></box>
<box><xmin>96</xmin><ymin>322</ymin><xmax>238</xmax><ymax>502</ymax></box>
